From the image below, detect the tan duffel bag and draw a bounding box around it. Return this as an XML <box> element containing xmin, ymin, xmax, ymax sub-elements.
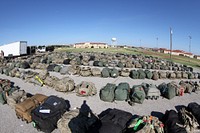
<box><xmin>15</xmin><ymin>93</ymin><xmax>48</xmax><ymax>123</ymax></box>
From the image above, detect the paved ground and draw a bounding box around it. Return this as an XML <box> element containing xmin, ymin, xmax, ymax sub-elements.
<box><xmin>1</xmin><ymin>69</ymin><xmax>200</xmax><ymax>133</ymax></box>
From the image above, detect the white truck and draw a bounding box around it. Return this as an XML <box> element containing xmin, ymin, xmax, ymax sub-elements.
<box><xmin>0</xmin><ymin>41</ymin><xmax>27</xmax><ymax>57</ymax></box>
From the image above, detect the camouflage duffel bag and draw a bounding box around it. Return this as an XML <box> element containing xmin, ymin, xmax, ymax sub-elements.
<box><xmin>67</xmin><ymin>65</ymin><xmax>81</xmax><ymax>75</ymax></box>
<box><xmin>168</xmin><ymin>72</ymin><xmax>176</xmax><ymax>79</ymax></box>
<box><xmin>135</xmin><ymin>62</ymin><xmax>142</xmax><ymax>68</ymax></box>
<box><xmin>6</xmin><ymin>89</ymin><xmax>27</xmax><ymax>109</ymax></box>
<box><xmin>55</xmin><ymin>77</ymin><xmax>75</xmax><ymax>92</ymax></box>
<box><xmin>127</xmin><ymin>115</ymin><xmax>164</xmax><ymax>133</ymax></box>
<box><xmin>125</xmin><ymin>61</ymin><xmax>133</xmax><ymax>68</ymax></box>
<box><xmin>179</xmin><ymin>81</ymin><xmax>194</xmax><ymax>93</ymax></box>
<box><xmin>144</xmin><ymin>70</ymin><xmax>153</xmax><ymax>79</ymax></box>
<box><xmin>75</xmin><ymin>81</ymin><xmax>97</xmax><ymax>96</ymax></box>
<box><xmin>80</xmin><ymin>67</ymin><xmax>92</xmax><ymax>77</ymax></box>
<box><xmin>57</xmin><ymin>109</ymin><xmax>80</xmax><ymax>133</ymax></box>
<box><xmin>120</xmin><ymin>69</ymin><xmax>130</xmax><ymax>77</ymax></box>
<box><xmin>152</xmin><ymin>71</ymin><xmax>159</xmax><ymax>80</ymax></box>
<box><xmin>44</xmin><ymin>76</ymin><xmax>59</xmax><ymax>88</ymax></box>
<box><xmin>175</xmin><ymin>71</ymin><xmax>182</xmax><ymax>79</ymax></box>
<box><xmin>38</xmin><ymin>70</ymin><xmax>49</xmax><ymax>80</ymax></box>
<box><xmin>91</xmin><ymin>68</ymin><xmax>101</xmax><ymax>77</ymax></box>
<box><xmin>130</xmin><ymin>70</ymin><xmax>139</xmax><ymax>79</ymax></box>
<box><xmin>159</xmin><ymin>71</ymin><xmax>167</xmax><ymax>79</ymax></box>
<box><xmin>182</xmin><ymin>72</ymin><xmax>188</xmax><ymax>79</ymax></box>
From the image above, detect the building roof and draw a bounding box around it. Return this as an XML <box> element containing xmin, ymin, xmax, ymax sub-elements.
<box><xmin>75</xmin><ymin>42</ymin><xmax>107</xmax><ymax>45</ymax></box>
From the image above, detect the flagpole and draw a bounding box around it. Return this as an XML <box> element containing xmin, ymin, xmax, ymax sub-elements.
<box><xmin>170</xmin><ymin>27</ymin><xmax>172</xmax><ymax>60</ymax></box>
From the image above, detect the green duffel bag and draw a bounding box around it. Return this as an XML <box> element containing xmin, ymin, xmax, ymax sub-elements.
<box><xmin>115</xmin><ymin>82</ymin><xmax>130</xmax><ymax>101</ymax></box>
<box><xmin>129</xmin><ymin>85</ymin><xmax>145</xmax><ymax>104</ymax></box>
<box><xmin>137</xmin><ymin>69</ymin><xmax>146</xmax><ymax>79</ymax></box>
<box><xmin>188</xmin><ymin>72</ymin><xmax>194</xmax><ymax>79</ymax></box>
<box><xmin>118</xmin><ymin>62</ymin><xmax>124</xmax><ymax>68</ymax></box>
<box><xmin>110</xmin><ymin>68</ymin><xmax>119</xmax><ymax>78</ymax></box>
<box><xmin>0</xmin><ymin>92</ymin><xmax>7</xmax><ymax>104</ymax></box>
<box><xmin>144</xmin><ymin>70</ymin><xmax>153</xmax><ymax>79</ymax></box>
<box><xmin>54</xmin><ymin>65</ymin><xmax>62</xmax><ymax>72</ymax></box>
<box><xmin>101</xmin><ymin>67</ymin><xmax>110</xmax><ymax>78</ymax></box>
<box><xmin>130</xmin><ymin>70</ymin><xmax>139</xmax><ymax>79</ymax></box>
<box><xmin>158</xmin><ymin>82</ymin><xmax>176</xmax><ymax>99</ymax></box>
<box><xmin>100</xmin><ymin>83</ymin><xmax>116</xmax><ymax>102</ymax></box>
<box><xmin>98</xmin><ymin>61</ymin><xmax>104</xmax><ymax>67</ymax></box>
<box><xmin>103</xmin><ymin>61</ymin><xmax>109</xmax><ymax>67</ymax></box>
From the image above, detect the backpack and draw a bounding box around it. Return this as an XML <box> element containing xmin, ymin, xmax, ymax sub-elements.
<box><xmin>187</xmin><ymin>102</ymin><xmax>200</xmax><ymax>125</ymax></box>
<box><xmin>55</xmin><ymin>77</ymin><xmax>75</xmax><ymax>92</ymax></box>
<box><xmin>130</xmin><ymin>70</ymin><xmax>139</xmax><ymax>79</ymax></box>
<box><xmin>162</xmin><ymin>110</ymin><xmax>187</xmax><ymax>133</ymax></box>
<box><xmin>126</xmin><ymin>115</ymin><xmax>164</xmax><ymax>133</ymax></box>
<box><xmin>137</xmin><ymin>69</ymin><xmax>146</xmax><ymax>79</ymax></box>
<box><xmin>152</xmin><ymin>71</ymin><xmax>159</xmax><ymax>80</ymax></box>
<box><xmin>75</xmin><ymin>81</ymin><xmax>97</xmax><ymax>96</ymax></box>
<box><xmin>100</xmin><ymin>83</ymin><xmax>116</xmax><ymax>102</ymax></box>
<box><xmin>110</xmin><ymin>68</ymin><xmax>119</xmax><ymax>78</ymax></box>
<box><xmin>129</xmin><ymin>85</ymin><xmax>145</xmax><ymax>104</ymax></box>
<box><xmin>31</xmin><ymin>96</ymin><xmax>70</xmax><ymax>133</ymax></box>
<box><xmin>178</xmin><ymin>107</ymin><xmax>199</xmax><ymax>132</ymax></box>
<box><xmin>57</xmin><ymin>109</ymin><xmax>80</xmax><ymax>133</ymax></box>
<box><xmin>80</xmin><ymin>67</ymin><xmax>92</xmax><ymax>77</ymax></box>
<box><xmin>101</xmin><ymin>68</ymin><xmax>110</xmax><ymax>78</ymax></box>
<box><xmin>98</xmin><ymin>108</ymin><xmax>132</xmax><ymax>133</ymax></box>
<box><xmin>144</xmin><ymin>70</ymin><xmax>153</xmax><ymax>79</ymax></box>
<box><xmin>114</xmin><ymin>82</ymin><xmax>130</xmax><ymax>101</ymax></box>
<box><xmin>15</xmin><ymin>93</ymin><xmax>48</xmax><ymax>123</ymax></box>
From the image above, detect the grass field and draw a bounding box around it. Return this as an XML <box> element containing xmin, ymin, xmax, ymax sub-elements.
<box><xmin>55</xmin><ymin>47</ymin><xmax>200</xmax><ymax>68</ymax></box>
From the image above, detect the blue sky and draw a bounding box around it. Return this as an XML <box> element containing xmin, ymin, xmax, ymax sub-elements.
<box><xmin>0</xmin><ymin>0</ymin><xmax>200</xmax><ymax>54</ymax></box>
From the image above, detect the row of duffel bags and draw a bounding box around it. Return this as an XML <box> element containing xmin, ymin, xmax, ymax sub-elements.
<box><xmin>99</xmin><ymin>80</ymin><xmax>200</xmax><ymax>104</ymax></box>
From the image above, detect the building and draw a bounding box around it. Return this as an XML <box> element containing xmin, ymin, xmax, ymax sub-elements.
<box><xmin>194</xmin><ymin>55</ymin><xmax>200</xmax><ymax>60</ymax></box>
<box><xmin>74</xmin><ymin>42</ymin><xmax>108</xmax><ymax>48</ymax></box>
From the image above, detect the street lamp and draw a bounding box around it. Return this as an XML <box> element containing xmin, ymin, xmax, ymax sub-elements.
<box><xmin>189</xmin><ymin>36</ymin><xmax>192</xmax><ymax>53</ymax></box>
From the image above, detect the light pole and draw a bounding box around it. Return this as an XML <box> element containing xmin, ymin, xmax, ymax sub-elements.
<box><xmin>189</xmin><ymin>36</ymin><xmax>192</xmax><ymax>53</ymax></box>
<box><xmin>156</xmin><ymin>37</ymin><xmax>158</xmax><ymax>48</ymax></box>
<box><xmin>170</xmin><ymin>27</ymin><xmax>173</xmax><ymax>60</ymax></box>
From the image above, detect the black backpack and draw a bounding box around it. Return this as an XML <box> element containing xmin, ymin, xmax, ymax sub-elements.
<box><xmin>31</xmin><ymin>95</ymin><xmax>70</xmax><ymax>133</ymax></box>
<box><xmin>162</xmin><ymin>110</ymin><xmax>187</xmax><ymax>133</ymax></box>
<box><xmin>187</xmin><ymin>102</ymin><xmax>200</xmax><ymax>125</ymax></box>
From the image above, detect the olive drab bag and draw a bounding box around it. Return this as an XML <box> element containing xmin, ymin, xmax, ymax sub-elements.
<box><xmin>100</xmin><ymin>83</ymin><xmax>116</xmax><ymax>102</ymax></box>
<box><xmin>130</xmin><ymin>70</ymin><xmax>139</xmax><ymax>79</ymax></box>
<box><xmin>110</xmin><ymin>68</ymin><xmax>119</xmax><ymax>78</ymax></box>
<box><xmin>101</xmin><ymin>67</ymin><xmax>110</xmax><ymax>78</ymax></box>
<box><xmin>158</xmin><ymin>82</ymin><xmax>176</xmax><ymax>99</ymax></box>
<box><xmin>129</xmin><ymin>85</ymin><xmax>145</xmax><ymax>104</ymax></box>
<box><xmin>114</xmin><ymin>82</ymin><xmax>130</xmax><ymax>101</ymax></box>
<box><xmin>75</xmin><ymin>81</ymin><xmax>97</xmax><ymax>96</ymax></box>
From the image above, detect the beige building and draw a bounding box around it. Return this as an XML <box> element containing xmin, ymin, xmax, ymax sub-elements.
<box><xmin>74</xmin><ymin>42</ymin><xmax>108</xmax><ymax>48</ymax></box>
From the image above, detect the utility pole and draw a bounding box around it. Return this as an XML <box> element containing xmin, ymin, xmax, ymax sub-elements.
<box><xmin>156</xmin><ymin>37</ymin><xmax>158</xmax><ymax>48</ymax></box>
<box><xmin>170</xmin><ymin>27</ymin><xmax>173</xmax><ymax>60</ymax></box>
<box><xmin>189</xmin><ymin>36</ymin><xmax>192</xmax><ymax>53</ymax></box>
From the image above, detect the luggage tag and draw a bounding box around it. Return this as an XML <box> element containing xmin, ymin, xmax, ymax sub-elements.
<box><xmin>39</xmin><ymin>109</ymin><xmax>50</xmax><ymax>113</ymax></box>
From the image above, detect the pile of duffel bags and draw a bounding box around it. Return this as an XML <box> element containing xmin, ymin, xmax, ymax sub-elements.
<box><xmin>100</xmin><ymin>80</ymin><xmax>200</xmax><ymax>104</ymax></box>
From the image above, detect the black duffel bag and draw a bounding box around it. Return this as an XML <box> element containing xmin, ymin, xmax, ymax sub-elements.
<box><xmin>31</xmin><ymin>95</ymin><xmax>70</xmax><ymax>133</ymax></box>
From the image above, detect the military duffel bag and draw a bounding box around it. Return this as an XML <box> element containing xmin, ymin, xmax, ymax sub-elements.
<box><xmin>63</xmin><ymin>59</ymin><xmax>71</xmax><ymax>65</ymax></box>
<box><xmin>168</xmin><ymin>72</ymin><xmax>176</xmax><ymax>79</ymax></box>
<box><xmin>120</xmin><ymin>69</ymin><xmax>130</xmax><ymax>77</ymax></box>
<box><xmin>110</xmin><ymin>68</ymin><xmax>119</xmax><ymax>78</ymax></box>
<box><xmin>152</xmin><ymin>71</ymin><xmax>159</xmax><ymax>80</ymax></box>
<box><xmin>75</xmin><ymin>81</ymin><xmax>97</xmax><ymax>96</ymax></box>
<box><xmin>137</xmin><ymin>69</ymin><xmax>146</xmax><ymax>79</ymax></box>
<box><xmin>182</xmin><ymin>72</ymin><xmax>188</xmax><ymax>79</ymax></box>
<box><xmin>91</xmin><ymin>68</ymin><xmax>101</xmax><ymax>77</ymax></box>
<box><xmin>114</xmin><ymin>82</ymin><xmax>130</xmax><ymax>101</ymax></box>
<box><xmin>93</xmin><ymin>61</ymin><xmax>100</xmax><ymax>66</ymax></box>
<box><xmin>144</xmin><ymin>70</ymin><xmax>153</xmax><ymax>79</ymax></box>
<box><xmin>118</xmin><ymin>62</ymin><xmax>124</xmax><ymax>68</ymax></box>
<box><xmin>100</xmin><ymin>83</ymin><xmax>116</xmax><ymax>102</ymax></box>
<box><xmin>188</xmin><ymin>72</ymin><xmax>195</xmax><ymax>79</ymax></box>
<box><xmin>129</xmin><ymin>85</ymin><xmax>145</xmax><ymax>105</ymax></box>
<box><xmin>44</xmin><ymin>75</ymin><xmax>59</xmax><ymax>88</ymax></box>
<box><xmin>175</xmin><ymin>71</ymin><xmax>182</xmax><ymax>79</ymax></box>
<box><xmin>57</xmin><ymin>109</ymin><xmax>79</xmax><ymax>133</ymax></box>
<box><xmin>159</xmin><ymin>71</ymin><xmax>167</xmax><ymax>79</ymax></box>
<box><xmin>54</xmin><ymin>65</ymin><xmax>62</xmax><ymax>72</ymax></box>
<box><xmin>101</xmin><ymin>67</ymin><xmax>110</xmax><ymax>78</ymax></box>
<box><xmin>15</xmin><ymin>93</ymin><xmax>47</xmax><ymax>123</ymax></box>
<box><xmin>130</xmin><ymin>70</ymin><xmax>139</xmax><ymax>79</ymax></box>
<box><xmin>55</xmin><ymin>77</ymin><xmax>75</xmax><ymax>92</ymax></box>
<box><xmin>80</xmin><ymin>67</ymin><xmax>92</xmax><ymax>77</ymax></box>
<box><xmin>47</xmin><ymin>64</ymin><xmax>57</xmax><ymax>71</ymax></box>
<box><xmin>158</xmin><ymin>82</ymin><xmax>176</xmax><ymax>99</ymax></box>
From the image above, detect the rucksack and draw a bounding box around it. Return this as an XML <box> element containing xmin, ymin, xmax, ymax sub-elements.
<box><xmin>31</xmin><ymin>96</ymin><xmax>70</xmax><ymax>133</ymax></box>
<box><xmin>57</xmin><ymin>109</ymin><xmax>80</xmax><ymax>133</ymax></box>
<box><xmin>98</xmin><ymin>108</ymin><xmax>132</xmax><ymax>133</ymax></box>
<box><xmin>137</xmin><ymin>69</ymin><xmax>146</xmax><ymax>79</ymax></box>
<box><xmin>187</xmin><ymin>102</ymin><xmax>200</xmax><ymax>125</ymax></box>
<box><xmin>178</xmin><ymin>107</ymin><xmax>199</xmax><ymax>132</ymax></box>
<box><xmin>130</xmin><ymin>70</ymin><xmax>139</xmax><ymax>79</ymax></box>
<box><xmin>114</xmin><ymin>82</ymin><xmax>130</xmax><ymax>101</ymax></box>
<box><xmin>101</xmin><ymin>67</ymin><xmax>110</xmax><ymax>78</ymax></box>
<box><xmin>100</xmin><ymin>83</ymin><xmax>116</xmax><ymax>102</ymax></box>
<box><xmin>162</xmin><ymin>110</ymin><xmax>187</xmax><ymax>133</ymax></box>
<box><xmin>80</xmin><ymin>67</ymin><xmax>92</xmax><ymax>77</ymax></box>
<box><xmin>144</xmin><ymin>70</ymin><xmax>153</xmax><ymax>79</ymax></box>
<box><xmin>129</xmin><ymin>85</ymin><xmax>145</xmax><ymax>104</ymax></box>
<box><xmin>152</xmin><ymin>71</ymin><xmax>159</xmax><ymax>80</ymax></box>
<box><xmin>110</xmin><ymin>68</ymin><xmax>119</xmax><ymax>78</ymax></box>
<box><xmin>75</xmin><ymin>81</ymin><xmax>97</xmax><ymax>96</ymax></box>
<box><xmin>55</xmin><ymin>77</ymin><xmax>75</xmax><ymax>92</ymax></box>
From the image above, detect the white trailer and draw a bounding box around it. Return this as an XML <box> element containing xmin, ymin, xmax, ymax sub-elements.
<box><xmin>0</xmin><ymin>41</ymin><xmax>27</xmax><ymax>57</ymax></box>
